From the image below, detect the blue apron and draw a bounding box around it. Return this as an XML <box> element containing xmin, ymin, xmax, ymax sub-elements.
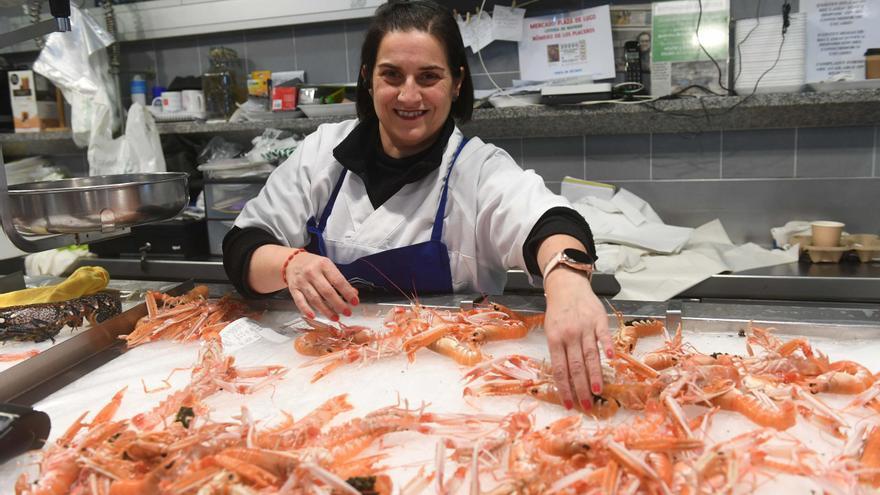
<box><xmin>305</xmin><ymin>138</ymin><xmax>469</xmax><ymax>294</ymax></box>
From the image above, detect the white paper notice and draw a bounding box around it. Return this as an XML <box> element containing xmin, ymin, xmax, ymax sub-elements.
<box><xmin>518</xmin><ymin>5</ymin><xmax>616</xmax><ymax>82</ymax></box>
<box><xmin>803</xmin><ymin>0</ymin><xmax>880</xmax><ymax>82</ymax></box>
<box><xmin>219</xmin><ymin>317</ymin><xmax>289</xmax><ymax>350</ymax></box>
<box><xmin>472</xmin><ymin>10</ymin><xmax>495</xmax><ymax>53</ymax></box>
<box><xmin>220</xmin><ymin>318</ymin><xmax>262</xmax><ymax>350</ymax></box>
<box><xmin>492</xmin><ymin>5</ymin><xmax>526</xmax><ymax>42</ymax></box>
<box><xmin>455</xmin><ymin>13</ymin><xmax>475</xmax><ymax>49</ymax></box>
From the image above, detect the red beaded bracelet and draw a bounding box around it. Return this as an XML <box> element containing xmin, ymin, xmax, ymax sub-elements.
<box><xmin>281</xmin><ymin>248</ymin><xmax>305</xmax><ymax>286</ymax></box>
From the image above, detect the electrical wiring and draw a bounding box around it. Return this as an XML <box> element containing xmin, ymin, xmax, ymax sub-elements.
<box><xmin>647</xmin><ymin>0</ymin><xmax>791</xmax><ymax>122</ymax></box>
<box><xmin>695</xmin><ymin>0</ymin><xmax>731</xmax><ymax>94</ymax></box>
<box><xmin>733</xmin><ymin>0</ymin><xmax>763</xmax><ymax>93</ymax></box>
<box><xmin>468</xmin><ymin>0</ymin><xmax>788</xmax><ymax>117</ymax></box>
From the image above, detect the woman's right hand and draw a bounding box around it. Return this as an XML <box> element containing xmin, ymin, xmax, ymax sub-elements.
<box><xmin>283</xmin><ymin>250</ymin><xmax>359</xmax><ymax>321</ymax></box>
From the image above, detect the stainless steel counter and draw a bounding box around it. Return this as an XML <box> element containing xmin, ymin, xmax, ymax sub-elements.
<box><xmin>72</xmin><ymin>256</ymin><xmax>880</xmax><ymax>303</ymax></box>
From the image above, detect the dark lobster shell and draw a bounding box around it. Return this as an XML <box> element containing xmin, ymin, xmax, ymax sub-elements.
<box><xmin>0</xmin><ymin>292</ymin><xmax>122</xmax><ymax>343</ymax></box>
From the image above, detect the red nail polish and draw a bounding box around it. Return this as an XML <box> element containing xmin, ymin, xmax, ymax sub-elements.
<box><xmin>581</xmin><ymin>400</ymin><xmax>592</xmax><ymax>411</ymax></box>
<box><xmin>606</xmin><ymin>349</ymin><xmax>615</xmax><ymax>359</ymax></box>
<box><xmin>331</xmin><ymin>315</ymin><xmax>339</xmax><ymax>322</ymax></box>
<box><xmin>592</xmin><ymin>384</ymin><xmax>601</xmax><ymax>395</ymax></box>
<box><xmin>351</xmin><ymin>297</ymin><xmax>359</xmax><ymax>306</ymax></box>
<box><xmin>343</xmin><ymin>309</ymin><xmax>352</xmax><ymax>317</ymax></box>
<box><xmin>564</xmin><ymin>400</ymin><xmax>574</xmax><ymax>410</ymax></box>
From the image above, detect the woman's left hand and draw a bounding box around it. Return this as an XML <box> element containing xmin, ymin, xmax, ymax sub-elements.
<box><xmin>543</xmin><ymin>267</ymin><xmax>614</xmax><ymax>412</ymax></box>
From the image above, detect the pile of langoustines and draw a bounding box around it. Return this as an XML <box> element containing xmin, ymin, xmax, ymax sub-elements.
<box><xmin>13</xmin><ymin>286</ymin><xmax>880</xmax><ymax>494</ymax></box>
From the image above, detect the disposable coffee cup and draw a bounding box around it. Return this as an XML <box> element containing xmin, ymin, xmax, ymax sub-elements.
<box><xmin>810</xmin><ymin>221</ymin><xmax>845</xmax><ymax>247</ymax></box>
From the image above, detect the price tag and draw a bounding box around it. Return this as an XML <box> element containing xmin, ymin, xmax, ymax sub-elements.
<box><xmin>219</xmin><ymin>318</ymin><xmax>288</xmax><ymax>349</ymax></box>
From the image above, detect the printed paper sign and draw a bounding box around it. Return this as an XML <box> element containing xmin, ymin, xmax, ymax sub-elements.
<box><xmin>472</xmin><ymin>10</ymin><xmax>495</xmax><ymax>53</ymax></box>
<box><xmin>803</xmin><ymin>0</ymin><xmax>880</xmax><ymax>82</ymax></box>
<box><xmin>650</xmin><ymin>0</ymin><xmax>729</xmax><ymax>96</ymax></box>
<box><xmin>492</xmin><ymin>5</ymin><xmax>526</xmax><ymax>42</ymax></box>
<box><xmin>518</xmin><ymin>6</ymin><xmax>615</xmax><ymax>82</ymax></box>
<box><xmin>456</xmin><ymin>13</ymin><xmax>475</xmax><ymax>48</ymax></box>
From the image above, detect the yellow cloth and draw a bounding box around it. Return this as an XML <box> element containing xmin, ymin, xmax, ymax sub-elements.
<box><xmin>0</xmin><ymin>266</ymin><xmax>110</xmax><ymax>308</ymax></box>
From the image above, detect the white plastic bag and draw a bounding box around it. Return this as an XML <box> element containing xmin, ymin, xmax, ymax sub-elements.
<box><xmin>34</xmin><ymin>6</ymin><xmax>165</xmax><ymax>175</ymax></box>
<box><xmin>88</xmin><ymin>103</ymin><xmax>166</xmax><ymax>175</ymax></box>
<box><xmin>33</xmin><ymin>5</ymin><xmax>118</xmax><ymax>147</ymax></box>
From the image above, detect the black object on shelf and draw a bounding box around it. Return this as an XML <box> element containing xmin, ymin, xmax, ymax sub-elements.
<box><xmin>89</xmin><ymin>217</ymin><xmax>209</xmax><ymax>258</ymax></box>
<box><xmin>0</xmin><ymin>402</ymin><xmax>51</xmax><ymax>464</ymax></box>
<box><xmin>0</xmin><ymin>68</ymin><xmax>14</xmax><ymax>133</ymax></box>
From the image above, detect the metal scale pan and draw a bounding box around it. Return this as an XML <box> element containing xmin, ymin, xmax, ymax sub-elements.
<box><xmin>0</xmin><ymin>172</ymin><xmax>189</xmax><ymax>252</ymax></box>
<box><xmin>7</xmin><ymin>173</ymin><xmax>188</xmax><ymax>235</ymax></box>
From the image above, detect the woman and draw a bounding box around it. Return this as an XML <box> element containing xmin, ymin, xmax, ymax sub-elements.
<box><xmin>223</xmin><ymin>0</ymin><xmax>612</xmax><ymax>412</ymax></box>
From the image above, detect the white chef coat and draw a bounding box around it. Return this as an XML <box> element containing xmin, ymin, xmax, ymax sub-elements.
<box><xmin>235</xmin><ymin>119</ymin><xmax>571</xmax><ymax>294</ymax></box>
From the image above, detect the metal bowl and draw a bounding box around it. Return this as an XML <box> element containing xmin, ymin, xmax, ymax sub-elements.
<box><xmin>8</xmin><ymin>173</ymin><xmax>189</xmax><ymax>235</ymax></box>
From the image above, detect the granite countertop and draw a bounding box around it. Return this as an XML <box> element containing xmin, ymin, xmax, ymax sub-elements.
<box><xmin>2</xmin><ymin>89</ymin><xmax>879</xmax><ymax>150</ymax></box>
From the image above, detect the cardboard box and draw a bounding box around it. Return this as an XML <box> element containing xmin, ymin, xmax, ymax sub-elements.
<box><xmin>8</xmin><ymin>70</ymin><xmax>59</xmax><ymax>133</ymax></box>
<box><xmin>271</xmin><ymin>86</ymin><xmax>298</xmax><ymax>112</ymax></box>
<box><xmin>247</xmin><ymin>70</ymin><xmax>271</xmax><ymax>97</ymax></box>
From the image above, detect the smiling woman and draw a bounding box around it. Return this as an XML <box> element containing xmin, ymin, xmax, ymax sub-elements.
<box><xmin>223</xmin><ymin>0</ymin><xmax>612</xmax><ymax>413</ymax></box>
<box><xmin>370</xmin><ymin>31</ymin><xmax>461</xmax><ymax>157</ymax></box>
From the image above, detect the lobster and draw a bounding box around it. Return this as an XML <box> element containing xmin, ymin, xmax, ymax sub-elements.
<box><xmin>0</xmin><ymin>292</ymin><xmax>122</xmax><ymax>343</ymax></box>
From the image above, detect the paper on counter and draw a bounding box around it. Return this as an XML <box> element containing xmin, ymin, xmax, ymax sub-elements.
<box><xmin>610</xmin><ymin>188</ymin><xmax>651</xmax><ymax>226</ymax></box>
<box><xmin>687</xmin><ymin>218</ymin><xmax>733</xmax><ymax>246</ymax></box>
<box><xmin>572</xmin><ymin>200</ymin><xmax>693</xmax><ymax>255</ymax></box>
<box><xmin>567</xmin><ymin>185</ymin><xmax>694</xmax><ymax>255</ymax></box>
<box><xmin>718</xmin><ymin>243</ymin><xmax>800</xmax><ymax>273</ymax></box>
<box><xmin>687</xmin><ymin>219</ymin><xmax>799</xmax><ymax>272</ymax></box>
<box><xmin>594</xmin><ymin>244</ymin><xmax>646</xmax><ymax>274</ymax></box>
<box><xmin>614</xmin><ymin>248</ymin><xmax>729</xmax><ymax>301</ymax></box>
<box><xmin>605</xmin><ymin>220</ymin><xmax>800</xmax><ymax>301</ymax></box>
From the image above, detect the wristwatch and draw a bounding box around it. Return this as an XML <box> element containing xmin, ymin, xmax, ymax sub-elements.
<box><xmin>541</xmin><ymin>248</ymin><xmax>594</xmax><ymax>282</ymax></box>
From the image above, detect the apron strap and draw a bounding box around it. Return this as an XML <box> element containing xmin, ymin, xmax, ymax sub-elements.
<box><xmin>316</xmin><ymin>169</ymin><xmax>348</xmax><ymax>233</ymax></box>
<box><xmin>431</xmin><ymin>137</ymin><xmax>470</xmax><ymax>242</ymax></box>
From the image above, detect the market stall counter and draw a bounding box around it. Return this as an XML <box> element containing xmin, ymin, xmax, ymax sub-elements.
<box><xmin>1</xmin><ymin>285</ymin><xmax>880</xmax><ymax>493</ymax></box>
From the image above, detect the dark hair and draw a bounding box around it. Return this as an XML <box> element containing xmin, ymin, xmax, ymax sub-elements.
<box><xmin>356</xmin><ymin>0</ymin><xmax>474</xmax><ymax>123</ymax></box>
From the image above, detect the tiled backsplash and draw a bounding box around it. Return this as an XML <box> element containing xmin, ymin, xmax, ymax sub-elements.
<box><xmin>10</xmin><ymin>0</ymin><xmax>876</xmax><ymax>246</ymax></box>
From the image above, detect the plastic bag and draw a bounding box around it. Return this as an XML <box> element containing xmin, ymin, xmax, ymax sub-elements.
<box><xmin>197</xmin><ymin>158</ymin><xmax>274</xmax><ymax>179</ymax></box>
<box><xmin>34</xmin><ymin>6</ymin><xmax>165</xmax><ymax>175</ymax></box>
<box><xmin>33</xmin><ymin>5</ymin><xmax>119</xmax><ymax>147</ymax></box>
<box><xmin>245</xmin><ymin>128</ymin><xmax>301</xmax><ymax>165</ymax></box>
<box><xmin>87</xmin><ymin>103</ymin><xmax>167</xmax><ymax>175</ymax></box>
<box><xmin>197</xmin><ymin>136</ymin><xmax>243</xmax><ymax>165</ymax></box>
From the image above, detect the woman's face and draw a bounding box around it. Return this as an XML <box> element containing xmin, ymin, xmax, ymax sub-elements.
<box><xmin>370</xmin><ymin>30</ymin><xmax>462</xmax><ymax>158</ymax></box>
